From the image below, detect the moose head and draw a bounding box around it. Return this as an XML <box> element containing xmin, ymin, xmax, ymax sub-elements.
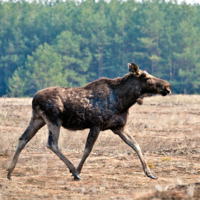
<box><xmin>128</xmin><ymin>62</ymin><xmax>171</xmax><ymax>97</ymax></box>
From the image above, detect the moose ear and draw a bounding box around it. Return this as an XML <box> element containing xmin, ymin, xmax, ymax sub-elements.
<box><xmin>127</xmin><ymin>63</ymin><xmax>132</xmax><ymax>72</ymax></box>
<box><xmin>128</xmin><ymin>63</ymin><xmax>139</xmax><ymax>75</ymax></box>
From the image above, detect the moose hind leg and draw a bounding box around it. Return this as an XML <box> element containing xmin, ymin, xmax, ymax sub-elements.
<box><xmin>77</xmin><ymin>126</ymin><xmax>100</xmax><ymax>175</ymax></box>
<box><xmin>46</xmin><ymin>123</ymin><xmax>80</xmax><ymax>181</ymax></box>
<box><xmin>7</xmin><ymin>116</ymin><xmax>45</xmax><ymax>180</ymax></box>
<box><xmin>112</xmin><ymin>127</ymin><xmax>157</xmax><ymax>180</ymax></box>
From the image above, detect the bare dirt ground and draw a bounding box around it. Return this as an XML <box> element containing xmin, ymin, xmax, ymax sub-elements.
<box><xmin>0</xmin><ymin>95</ymin><xmax>200</xmax><ymax>200</ymax></box>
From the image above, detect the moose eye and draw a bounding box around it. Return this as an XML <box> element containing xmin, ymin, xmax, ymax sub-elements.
<box><xmin>141</xmin><ymin>72</ymin><xmax>147</xmax><ymax>78</ymax></box>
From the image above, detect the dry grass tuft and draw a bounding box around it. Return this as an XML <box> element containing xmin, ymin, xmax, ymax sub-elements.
<box><xmin>161</xmin><ymin>157</ymin><xmax>172</xmax><ymax>162</ymax></box>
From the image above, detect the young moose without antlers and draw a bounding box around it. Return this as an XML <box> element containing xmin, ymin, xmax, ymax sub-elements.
<box><xmin>7</xmin><ymin>63</ymin><xmax>171</xmax><ymax>181</ymax></box>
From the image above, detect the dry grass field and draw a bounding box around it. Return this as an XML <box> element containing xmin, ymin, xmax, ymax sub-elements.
<box><xmin>0</xmin><ymin>95</ymin><xmax>200</xmax><ymax>199</ymax></box>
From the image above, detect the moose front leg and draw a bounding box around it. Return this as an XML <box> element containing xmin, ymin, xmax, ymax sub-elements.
<box><xmin>112</xmin><ymin>127</ymin><xmax>157</xmax><ymax>180</ymax></box>
<box><xmin>77</xmin><ymin>126</ymin><xmax>100</xmax><ymax>175</ymax></box>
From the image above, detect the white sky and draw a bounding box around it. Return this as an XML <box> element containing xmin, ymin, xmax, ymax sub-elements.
<box><xmin>171</xmin><ymin>0</ymin><xmax>199</xmax><ymax>4</ymax></box>
<box><xmin>136</xmin><ymin>0</ymin><xmax>200</xmax><ymax>4</ymax></box>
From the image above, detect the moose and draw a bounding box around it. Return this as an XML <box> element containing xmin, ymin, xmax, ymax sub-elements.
<box><xmin>7</xmin><ymin>63</ymin><xmax>171</xmax><ymax>181</ymax></box>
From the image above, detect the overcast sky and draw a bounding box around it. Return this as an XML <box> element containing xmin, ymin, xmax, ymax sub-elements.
<box><xmin>174</xmin><ymin>0</ymin><xmax>199</xmax><ymax>4</ymax></box>
<box><xmin>136</xmin><ymin>0</ymin><xmax>200</xmax><ymax>4</ymax></box>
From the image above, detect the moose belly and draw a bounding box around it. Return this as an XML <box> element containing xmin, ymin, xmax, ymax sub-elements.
<box><xmin>61</xmin><ymin>107</ymin><xmax>127</xmax><ymax>131</ymax></box>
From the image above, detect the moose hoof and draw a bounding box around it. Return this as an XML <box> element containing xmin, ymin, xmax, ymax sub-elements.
<box><xmin>73</xmin><ymin>174</ymin><xmax>81</xmax><ymax>181</ymax></box>
<box><xmin>147</xmin><ymin>174</ymin><xmax>158</xmax><ymax>180</ymax></box>
<box><xmin>7</xmin><ymin>172</ymin><xmax>13</xmax><ymax>180</ymax></box>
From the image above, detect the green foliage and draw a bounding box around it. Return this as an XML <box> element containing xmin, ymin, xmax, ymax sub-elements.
<box><xmin>8</xmin><ymin>43</ymin><xmax>67</xmax><ymax>96</ymax></box>
<box><xmin>0</xmin><ymin>0</ymin><xmax>200</xmax><ymax>96</ymax></box>
<box><xmin>52</xmin><ymin>31</ymin><xmax>92</xmax><ymax>87</ymax></box>
<box><xmin>8</xmin><ymin>69</ymin><xmax>25</xmax><ymax>97</ymax></box>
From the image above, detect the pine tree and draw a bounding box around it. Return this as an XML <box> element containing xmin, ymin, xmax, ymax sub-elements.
<box><xmin>52</xmin><ymin>31</ymin><xmax>92</xmax><ymax>87</ymax></box>
<box><xmin>8</xmin><ymin>43</ymin><xmax>67</xmax><ymax>96</ymax></box>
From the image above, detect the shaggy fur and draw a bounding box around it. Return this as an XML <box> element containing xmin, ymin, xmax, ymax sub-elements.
<box><xmin>7</xmin><ymin>63</ymin><xmax>171</xmax><ymax>181</ymax></box>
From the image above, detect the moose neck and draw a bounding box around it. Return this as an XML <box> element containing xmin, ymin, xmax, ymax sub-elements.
<box><xmin>113</xmin><ymin>73</ymin><xmax>141</xmax><ymax>113</ymax></box>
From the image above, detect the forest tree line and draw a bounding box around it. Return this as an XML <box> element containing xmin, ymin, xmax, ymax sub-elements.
<box><xmin>0</xmin><ymin>0</ymin><xmax>200</xmax><ymax>97</ymax></box>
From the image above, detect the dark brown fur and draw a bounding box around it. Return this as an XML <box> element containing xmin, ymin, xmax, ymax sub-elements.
<box><xmin>7</xmin><ymin>63</ymin><xmax>171</xmax><ymax>181</ymax></box>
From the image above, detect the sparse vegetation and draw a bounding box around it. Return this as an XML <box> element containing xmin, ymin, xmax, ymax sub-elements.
<box><xmin>162</xmin><ymin>157</ymin><xmax>172</xmax><ymax>162</ymax></box>
<box><xmin>147</xmin><ymin>162</ymin><xmax>155</xmax><ymax>169</ymax></box>
<box><xmin>1</xmin><ymin>95</ymin><xmax>200</xmax><ymax>199</ymax></box>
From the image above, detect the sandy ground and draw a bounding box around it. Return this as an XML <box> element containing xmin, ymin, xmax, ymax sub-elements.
<box><xmin>0</xmin><ymin>95</ymin><xmax>200</xmax><ymax>199</ymax></box>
